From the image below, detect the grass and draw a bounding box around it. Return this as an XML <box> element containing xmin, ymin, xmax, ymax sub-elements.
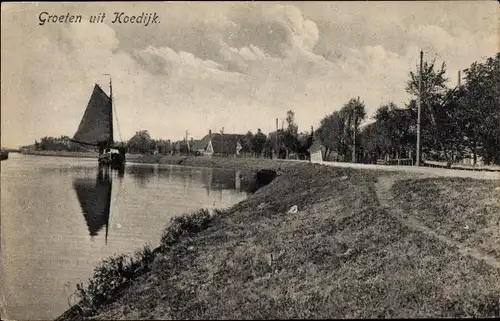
<box><xmin>58</xmin><ymin>163</ymin><xmax>500</xmax><ymax>320</ymax></box>
<box><xmin>392</xmin><ymin>177</ymin><xmax>500</xmax><ymax>260</ymax></box>
<box><xmin>58</xmin><ymin>208</ymin><xmax>225</xmax><ymax>320</ymax></box>
<box><xmin>73</xmin><ymin>245</ymin><xmax>156</xmax><ymax>317</ymax></box>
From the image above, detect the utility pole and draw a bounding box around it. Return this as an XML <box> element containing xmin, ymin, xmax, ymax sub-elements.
<box><xmin>457</xmin><ymin>70</ymin><xmax>461</xmax><ymax>87</ymax></box>
<box><xmin>352</xmin><ymin>103</ymin><xmax>356</xmax><ymax>163</ymax></box>
<box><xmin>275</xmin><ymin>118</ymin><xmax>278</xmax><ymax>159</ymax></box>
<box><xmin>416</xmin><ymin>50</ymin><xmax>423</xmax><ymax>166</ymax></box>
<box><xmin>220</xmin><ymin>127</ymin><xmax>224</xmax><ymax>156</ymax></box>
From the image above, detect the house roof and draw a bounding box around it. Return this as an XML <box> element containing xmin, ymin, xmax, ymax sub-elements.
<box><xmin>211</xmin><ymin>133</ymin><xmax>245</xmax><ymax>154</ymax></box>
<box><xmin>192</xmin><ymin>136</ymin><xmax>211</xmax><ymax>151</ymax></box>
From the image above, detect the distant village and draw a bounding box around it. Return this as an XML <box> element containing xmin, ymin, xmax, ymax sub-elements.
<box><xmin>20</xmin><ymin>52</ymin><xmax>500</xmax><ymax>167</ymax></box>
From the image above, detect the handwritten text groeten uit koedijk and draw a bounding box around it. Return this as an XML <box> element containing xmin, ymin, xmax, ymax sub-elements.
<box><xmin>38</xmin><ymin>12</ymin><xmax>160</xmax><ymax>26</ymax></box>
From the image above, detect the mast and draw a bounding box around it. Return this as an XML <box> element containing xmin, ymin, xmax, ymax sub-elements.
<box><xmin>108</xmin><ymin>75</ymin><xmax>114</xmax><ymax>147</ymax></box>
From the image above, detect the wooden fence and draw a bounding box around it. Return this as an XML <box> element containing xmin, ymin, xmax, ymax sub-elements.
<box><xmin>423</xmin><ymin>160</ymin><xmax>500</xmax><ymax>172</ymax></box>
<box><xmin>376</xmin><ymin>158</ymin><xmax>414</xmax><ymax>166</ymax></box>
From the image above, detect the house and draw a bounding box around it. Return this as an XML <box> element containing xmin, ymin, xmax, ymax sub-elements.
<box><xmin>192</xmin><ymin>130</ymin><xmax>246</xmax><ymax>156</ymax></box>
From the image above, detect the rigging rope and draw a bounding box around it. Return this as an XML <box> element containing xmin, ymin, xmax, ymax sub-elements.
<box><xmin>113</xmin><ymin>97</ymin><xmax>124</xmax><ymax>143</ymax></box>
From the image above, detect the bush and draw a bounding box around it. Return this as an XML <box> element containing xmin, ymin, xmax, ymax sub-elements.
<box><xmin>160</xmin><ymin>209</ymin><xmax>215</xmax><ymax>249</ymax></box>
<box><xmin>74</xmin><ymin>244</ymin><xmax>156</xmax><ymax>316</ymax></box>
<box><xmin>71</xmin><ymin>208</ymin><xmax>224</xmax><ymax>317</ymax></box>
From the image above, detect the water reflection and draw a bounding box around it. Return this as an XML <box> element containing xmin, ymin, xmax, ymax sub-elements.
<box><xmin>125</xmin><ymin>165</ymin><xmax>250</xmax><ymax>194</ymax></box>
<box><xmin>1</xmin><ymin>154</ymin><xmax>249</xmax><ymax>320</ymax></box>
<box><xmin>73</xmin><ymin>169</ymin><xmax>112</xmax><ymax>243</ymax></box>
<box><xmin>203</xmin><ymin>168</ymin><xmax>244</xmax><ymax>194</ymax></box>
<box><xmin>127</xmin><ymin>165</ymin><xmax>156</xmax><ymax>187</ymax></box>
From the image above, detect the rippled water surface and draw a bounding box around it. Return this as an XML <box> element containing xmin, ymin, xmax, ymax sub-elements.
<box><xmin>1</xmin><ymin>154</ymin><xmax>248</xmax><ymax>320</ymax></box>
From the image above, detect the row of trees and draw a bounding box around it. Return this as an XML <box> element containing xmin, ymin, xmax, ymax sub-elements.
<box><xmin>316</xmin><ymin>97</ymin><xmax>366</xmax><ymax>161</ymax></box>
<box><xmin>315</xmin><ymin>52</ymin><xmax>500</xmax><ymax>165</ymax></box>
<box><xmin>125</xmin><ymin>119</ymin><xmax>313</xmax><ymax>159</ymax></box>
<box><xmin>260</xmin><ymin>110</ymin><xmax>314</xmax><ymax>159</ymax></box>
<box><xmin>34</xmin><ymin>136</ymin><xmax>88</xmax><ymax>152</ymax></box>
<box><xmin>240</xmin><ymin>129</ymin><xmax>268</xmax><ymax>156</ymax></box>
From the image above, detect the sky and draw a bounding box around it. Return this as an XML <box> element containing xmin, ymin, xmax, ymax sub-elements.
<box><xmin>1</xmin><ymin>1</ymin><xmax>498</xmax><ymax>148</ymax></box>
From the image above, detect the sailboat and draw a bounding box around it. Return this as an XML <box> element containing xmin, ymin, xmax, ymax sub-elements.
<box><xmin>71</xmin><ymin>76</ymin><xmax>126</xmax><ymax>170</ymax></box>
<box><xmin>73</xmin><ymin>170</ymin><xmax>112</xmax><ymax>243</ymax></box>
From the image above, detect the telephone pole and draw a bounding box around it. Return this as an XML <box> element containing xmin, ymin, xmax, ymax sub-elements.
<box><xmin>185</xmin><ymin>130</ymin><xmax>190</xmax><ymax>156</ymax></box>
<box><xmin>352</xmin><ymin>103</ymin><xmax>356</xmax><ymax>163</ymax></box>
<box><xmin>220</xmin><ymin>127</ymin><xmax>224</xmax><ymax>156</ymax></box>
<box><xmin>416</xmin><ymin>50</ymin><xmax>423</xmax><ymax>166</ymax></box>
<box><xmin>275</xmin><ymin>118</ymin><xmax>278</xmax><ymax>159</ymax></box>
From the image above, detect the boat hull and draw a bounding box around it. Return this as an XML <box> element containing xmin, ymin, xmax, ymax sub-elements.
<box><xmin>0</xmin><ymin>151</ymin><xmax>9</xmax><ymax>161</ymax></box>
<box><xmin>98</xmin><ymin>153</ymin><xmax>125</xmax><ymax>170</ymax></box>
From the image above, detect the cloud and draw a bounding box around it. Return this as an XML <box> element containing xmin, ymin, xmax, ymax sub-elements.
<box><xmin>1</xmin><ymin>2</ymin><xmax>498</xmax><ymax>147</ymax></box>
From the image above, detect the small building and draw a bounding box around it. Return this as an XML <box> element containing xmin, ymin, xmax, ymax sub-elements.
<box><xmin>308</xmin><ymin>138</ymin><xmax>323</xmax><ymax>164</ymax></box>
<box><xmin>193</xmin><ymin>130</ymin><xmax>246</xmax><ymax>156</ymax></box>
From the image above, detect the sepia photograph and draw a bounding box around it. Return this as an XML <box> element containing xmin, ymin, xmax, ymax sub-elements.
<box><xmin>1</xmin><ymin>1</ymin><xmax>499</xmax><ymax>320</ymax></box>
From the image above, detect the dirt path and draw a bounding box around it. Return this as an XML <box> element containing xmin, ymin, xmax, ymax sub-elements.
<box><xmin>374</xmin><ymin>174</ymin><xmax>500</xmax><ymax>270</ymax></box>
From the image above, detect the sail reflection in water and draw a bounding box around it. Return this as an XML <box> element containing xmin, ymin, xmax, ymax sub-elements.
<box><xmin>73</xmin><ymin>169</ymin><xmax>112</xmax><ymax>243</ymax></box>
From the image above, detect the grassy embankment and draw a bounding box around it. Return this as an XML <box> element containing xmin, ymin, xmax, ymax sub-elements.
<box><xmin>392</xmin><ymin>178</ymin><xmax>500</xmax><ymax>262</ymax></box>
<box><xmin>57</xmin><ymin>158</ymin><xmax>500</xmax><ymax>320</ymax></box>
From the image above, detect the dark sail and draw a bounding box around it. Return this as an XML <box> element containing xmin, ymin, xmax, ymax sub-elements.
<box><xmin>73</xmin><ymin>84</ymin><xmax>113</xmax><ymax>146</ymax></box>
<box><xmin>73</xmin><ymin>170</ymin><xmax>112</xmax><ymax>241</ymax></box>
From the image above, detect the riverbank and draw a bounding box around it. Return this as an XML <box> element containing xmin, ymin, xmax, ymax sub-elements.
<box><xmin>56</xmin><ymin>161</ymin><xmax>500</xmax><ymax>320</ymax></box>
<box><xmin>18</xmin><ymin>152</ymin><xmax>500</xmax><ymax>174</ymax></box>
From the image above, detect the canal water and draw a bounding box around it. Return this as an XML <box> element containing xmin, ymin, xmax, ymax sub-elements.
<box><xmin>1</xmin><ymin>154</ymin><xmax>248</xmax><ymax>320</ymax></box>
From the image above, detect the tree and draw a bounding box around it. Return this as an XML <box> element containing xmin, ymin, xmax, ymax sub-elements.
<box><xmin>251</xmin><ymin>128</ymin><xmax>267</xmax><ymax>156</ymax></box>
<box><xmin>359</xmin><ymin>122</ymin><xmax>380</xmax><ymax>163</ymax></box>
<box><xmin>283</xmin><ymin>110</ymin><xmax>299</xmax><ymax>156</ymax></box>
<box><xmin>317</xmin><ymin>111</ymin><xmax>345</xmax><ymax>160</ymax></box>
<box><xmin>340</xmin><ymin>97</ymin><xmax>366</xmax><ymax>161</ymax></box>
<box><xmin>242</xmin><ymin>131</ymin><xmax>254</xmax><ymax>154</ymax></box>
<box><xmin>154</xmin><ymin>139</ymin><xmax>173</xmax><ymax>155</ymax></box>
<box><xmin>316</xmin><ymin>98</ymin><xmax>366</xmax><ymax>162</ymax></box>
<box><xmin>373</xmin><ymin>102</ymin><xmax>414</xmax><ymax>159</ymax></box>
<box><xmin>296</xmin><ymin>129</ymin><xmax>314</xmax><ymax>159</ymax></box>
<box><xmin>265</xmin><ymin>130</ymin><xmax>286</xmax><ymax>159</ymax></box>
<box><xmin>127</xmin><ymin>130</ymin><xmax>153</xmax><ymax>154</ymax></box>
<box><xmin>406</xmin><ymin>56</ymin><xmax>453</xmax><ymax>164</ymax></box>
<box><xmin>460</xmin><ymin>53</ymin><xmax>500</xmax><ymax>165</ymax></box>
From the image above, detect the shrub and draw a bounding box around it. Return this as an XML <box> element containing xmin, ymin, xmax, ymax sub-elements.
<box><xmin>160</xmin><ymin>208</ymin><xmax>214</xmax><ymax>249</ymax></box>
<box><xmin>72</xmin><ymin>208</ymin><xmax>222</xmax><ymax>317</ymax></box>
<box><xmin>74</xmin><ymin>244</ymin><xmax>156</xmax><ymax>315</ymax></box>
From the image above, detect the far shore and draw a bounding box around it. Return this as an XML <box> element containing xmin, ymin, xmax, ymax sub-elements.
<box><xmin>18</xmin><ymin>150</ymin><xmax>500</xmax><ymax>173</ymax></box>
<box><xmin>20</xmin><ymin>150</ymin><xmax>99</xmax><ymax>158</ymax></box>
